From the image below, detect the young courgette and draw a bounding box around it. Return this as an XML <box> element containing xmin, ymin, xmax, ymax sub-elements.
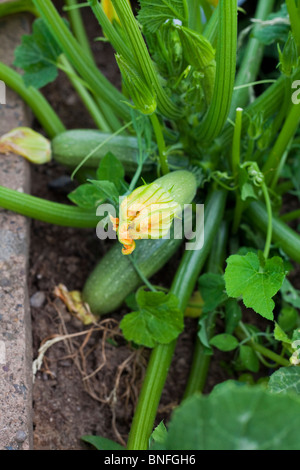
<box><xmin>82</xmin><ymin>169</ymin><xmax>197</xmax><ymax>315</ymax></box>
<box><xmin>52</xmin><ymin>129</ymin><xmax>189</xmax><ymax>174</ymax></box>
<box><xmin>82</xmin><ymin>236</ymin><xmax>183</xmax><ymax>315</ymax></box>
<box><xmin>52</xmin><ymin>129</ymin><xmax>154</xmax><ymax>174</ymax></box>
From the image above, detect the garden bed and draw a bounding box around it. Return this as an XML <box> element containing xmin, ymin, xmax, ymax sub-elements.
<box><xmin>1</xmin><ymin>0</ymin><xmax>300</xmax><ymax>452</ymax></box>
<box><xmin>28</xmin><ymin>3</ymin><xmax>227</xmax><ymax>450</ymax></box>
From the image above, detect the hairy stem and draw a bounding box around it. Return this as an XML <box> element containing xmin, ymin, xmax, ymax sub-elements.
<box><xmin>127</xmin><ymin>189</ymin><xmax>227</xmax><ymax>450</ymax></box>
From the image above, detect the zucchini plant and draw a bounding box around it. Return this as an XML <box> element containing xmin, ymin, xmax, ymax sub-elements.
<box><xmin>1</xmin><ymin>0</ymin><xmax>300</xmax><ymax>451</ymax></box>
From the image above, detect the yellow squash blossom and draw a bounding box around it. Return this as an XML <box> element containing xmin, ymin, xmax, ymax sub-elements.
<box><xmin>111</xmin><ymin>183</ymin><xmax>181</xmax><ymax>255</ymax></box>
<box><xmin>111</xmin><ymin>170</ymin><xmax>197</xmax><ymax>255</ymax></box>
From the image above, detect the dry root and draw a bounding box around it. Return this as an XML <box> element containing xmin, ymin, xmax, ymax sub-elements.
<box><xmin>33</xmin><ymin>297</ymin><xmax>148</xmax><ymax>446</ymax></box>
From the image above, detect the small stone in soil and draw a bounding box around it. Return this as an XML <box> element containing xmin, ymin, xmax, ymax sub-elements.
<box><xmin>15</xmin><ymin>430</ymin><xmax>27</xmax><ymax>443</ymax></box>
<box><xmin>30</xmin><ymin>291</ymin><xmax>46</xmax><ymax>308</ymax></box>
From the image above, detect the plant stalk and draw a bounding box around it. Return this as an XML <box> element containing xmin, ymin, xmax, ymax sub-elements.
<box><xmin>183</xmin><ymin>221</ymin><xmax>228</xmax><ymax>398</ymax></box>
<box><xmin>64</xmin><ymin>0</ymin><xmax>94</xmax><ymax>62</ymax></box>
<box><xmin>0</xmin><ymin>185</ymin><xmax>100</xmax><ymax>228</ymax></box>
<box><xmin>111</xmin><ymin>0</ymin><xmax>182</xmax><ymax>120</ymax></box>
<box><xmin>229</xmin><ymin>0</ymin><xmax>276</xmax><ymax>118</ymax></box>
<box><xmin>0</xmin><ymin>62</ymin><xmax>65</xmax><ymax>138</ymax></box>
<box><xmin>127</xmin><ymin>189</ymin><xmax>227</xmax><ymax>450</ymax></box>
<box><xmin>246</xmin><ymin>200</ymin><xmax>300</xmax><ymax>264</ymax></box>
<box><xmin>198</xmin><ymin>0</ymin><xmax>237</xmax><ymax>143</ymax></box>
<box><xmin>32</xmin><ymin>0</ymin><xmax>130</xmax><ymax>122</ymax></box>
<box><xmin>263</xmin><ymin>102</ymin><xmax>300</xmax><ymax>185</ymax></box>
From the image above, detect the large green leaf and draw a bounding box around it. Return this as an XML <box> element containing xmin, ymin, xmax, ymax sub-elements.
<box><xmin>198</xmin><ymin>273</ymin><xmax>227</xmax><ymax>313</ymax></box>
<box><xmin>138</xmin><ymin>0</ymin><xmax>186</xmax><ymax>33</ymax></box>
<box><xmin>224</xmin><ymin>252</ymin><xmax>286</xmax><ymax>320</ymax></box>
<box><xmin>268</xmin><ymin>367</ymin><xmax>300</xmax><ymax>395</ymax></box>
<box><xmin>14</xmin><ymin>18</ymin><xmax>62</xmax><ymax>88</ymax></box>
<box><xmin>158</xmin><ymin>382</ymin><xmax>300</xmax><ymax>450</ymax></box>
<box><xmin>120</xmin><ymin>288</ymin><xmax>184</xmax><ymax>348</ymax></box>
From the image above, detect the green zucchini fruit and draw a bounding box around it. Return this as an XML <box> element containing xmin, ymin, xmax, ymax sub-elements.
<box><xmin>52</xmin><ymin>129</ymin><xmax>189</xmax><ymax>174</ymax></box>
<box><xmin>82</xmin><ymin>169</ymin><xmax>198</xmax><ymax>315</ymax></box>
<box><xmin>82</xmin><ymin>236</ymin><xmax>183</xmax><ymax>315</ymax></box>
<box><xmin>52</xmin><ymin>129</ymin><xmax>154</xmax><ymax>174</ymax></box>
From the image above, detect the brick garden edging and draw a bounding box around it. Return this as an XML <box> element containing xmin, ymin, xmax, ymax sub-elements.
<box><xmin>0</xmin><ymin>8</ymin><xmax>33</xmax><ymax>450</ymax></box>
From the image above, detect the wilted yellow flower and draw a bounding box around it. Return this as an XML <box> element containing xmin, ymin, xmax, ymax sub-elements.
<box><xmin>0</xmin><ymin>127</ymin><xmax>51</xmax><ymax>164</ymax></box>
<box><xmin>111</xmin><ymin>182</ymin><xmax>182</xmax><ymax>255</ymax></box>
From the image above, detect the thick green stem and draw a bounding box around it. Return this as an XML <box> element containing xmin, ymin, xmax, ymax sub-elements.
<box><xmin>183</xmin><ymin>221</ymin><xmax>228</xmax><ymax>398</ymax></box>
<box><xmin>263</xmin><ymin>102</ymin><xmax>300</xmax><ymax>184</ymax></box>
<box><xmin>59</xmin><ymin>55</ymin><xmax>111</xmax><ymax>132</ymax></box>
<box><xmin>203</xmin><ymin>2</ymin><xmax>219</xmax><ymax>45</ymax></box>
<box><xmin>281</xmin><ymin>209</ymin><xmax>300</xmax><ymax>223</ymax></box>
<box><xmin>0</xmin><ymin>185</ymin><xmax>100</xmax><ymax>227</ymax></box>
<box><xmin>0</xmin><ymin>62</ymin><xmax>65</xmax><ymax>138</ymax></box>
<box><xmin>89</xmin><ymin>0</ymin><xmax>133</xmax><ymax>63</ymax></box>
<box><xmin>232</xmin><ymin>107</ymin><xmax>243</xmax><ymax>174</ymax></box>
<box><xmin>232</xmin><ymin>107</ymin><xmax>243</xmax><ymax>234</ymax></box>
<box><xmin>0</xmin><ymin>0</ymin><xmax>37</xmax><ymax>17</ymax></box>
<box><xmin>236</xmin><ymin>324</ymin><xmax>290</xmax><ymax>368</ymax></box>
<box><xmin>64</xmin><ymin>0</ymin><xmax>94</xmax><ymax>62</ymax></box>
<box><xmin>229</xmin><ymin>0</ymin><xmax>276</xmax><ymax>118</ymax></box>
<box><xmin>111</xmin><ymin>0</ymin><xmax>182</xmax><ymax>120</ymax></box>
<box><xmin>187</xmin><ymin>0</ymin><xmax>203</xmax><ymax>32</ymax></box>
<box><xmin>220</xmin><ymin>73</ymin><xmax>288</xmax><ymax>149</ymax></box>
<box><xmin>198</xmin><ymin>0</ymin><xmax>237</xmax><ymax>143</ymax></box>
<box><xmin>246</xmin><ymin>201</ymin><xmax>300</xmax><ymax>264</ymax></box>
<box><xmin>127</xmin><ymin>189</ymin><xmax>227</xmax><ymax>450</ymax></box>
<box><xmin>150</xmin><ymin>113</ymin><xmax>169</xmax><ymax>175</ymax></box>
<box><xmin>286</xmin><ymin>0</ymin><xmax>300</xmax><ymax>55</ymax></box>
<box><xmin>32</xmin><ymin>0</ymin><xmax>130</xmax><ymax>122</ymax></box>
<box><xmin>261</xmin><ymin>183</ymin><xmax>272</xmax><ymax>259</ymax></box>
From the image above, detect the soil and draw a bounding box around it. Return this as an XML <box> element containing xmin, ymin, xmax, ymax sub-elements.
<box><xmin>27</xmin><ymin>1</ymin><xmax>300</xmax><ymax>451</ymax></box>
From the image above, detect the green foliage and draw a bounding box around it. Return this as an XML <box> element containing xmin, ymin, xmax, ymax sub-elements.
<box><xmin>224</xmin><ymin>299</ymin><xmax>242</xmax><ymax>334</ymax></box>
<box><xmin>120</xmin><ymin>287</ymin><xmax>184</xmax><ymax>348</ymax></box>
<box><xmin>268</xmin><ymin>366</ymin><xmax>300</xmax><ymax>395</ymax></box>
<box><xmin>253</xmin><ymin>4</ymin><xmax>290</xmax><ymax>46</ymax></box>
<box><xmin>209</xmin><ymin>333</ymin><xmax>239</xmax><ymax>352</ymax></box>
<box><xmin>238</xmin><ymin>166</ymin><xmax>258</xmax><ymax>201</ymax></box>
<box><xmin>149</xmin><ymin>421</ymin><xmax>168</xmax><ymax>448</ymax></box>
<box><xmin>81</xmin><ymin>435</ymin><xmax>125</xmax><ymax>450</ymax></box>
<box><xmin>156</xmin><ymin>381</ymin><xmax>300</xmax><ymax>450</ymax></box>
<box><xmin>69</xmin><ymin>152</ymin><xmax>128</xmax><ymax>208</ymax></box>
<box><xmin>198</xmin><ymin>273</ymin><xmax>227</xmax><ymax>313</ymax></box>
<box><xmin>238</xmin><ymin>345</ymin><xmax>260</xmax><ymax>373</ymax></box>
<box><xmin>68</xmin><ymin>183</ymin><xmax>105</xmax><ymax>209</ymax></box>
<box><xmin>224</xmin><ymin>252</ymin><xmax>286</xmax><ymax>320</ymax></box>
<box><xmin>137</xmin><ymin>0</ymin><xmax>186</xmax><ymax>33</ymax></box>
<box><xmin>14</xmin><ymin>18</ymin><xmax>62</xmax><ymax>88</ymax></box>
<box><xmin>280</xmin><ymin>278</ymin><xmax>300</xmax><ymax>310</ymax></box>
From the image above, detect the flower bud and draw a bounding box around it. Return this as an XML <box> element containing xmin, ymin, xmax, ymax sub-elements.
<box><xmin>116</xmin><ymin>54</ymin><xmax>157</xmax><ymax>115</ymax></box>
<box><xmin>0</xmin><ymin>127</ymin><xmax>51</xmax><ymax>164</ymax></box>
<box><xmin>278</xmin><ymin>33</ymin><xmax>298</xmax><ymax>77</ymax></box>
<box><xmin>177</xmin><ymin>26</ymin><xmax>215</xmax><ymax>71</ymax></box>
